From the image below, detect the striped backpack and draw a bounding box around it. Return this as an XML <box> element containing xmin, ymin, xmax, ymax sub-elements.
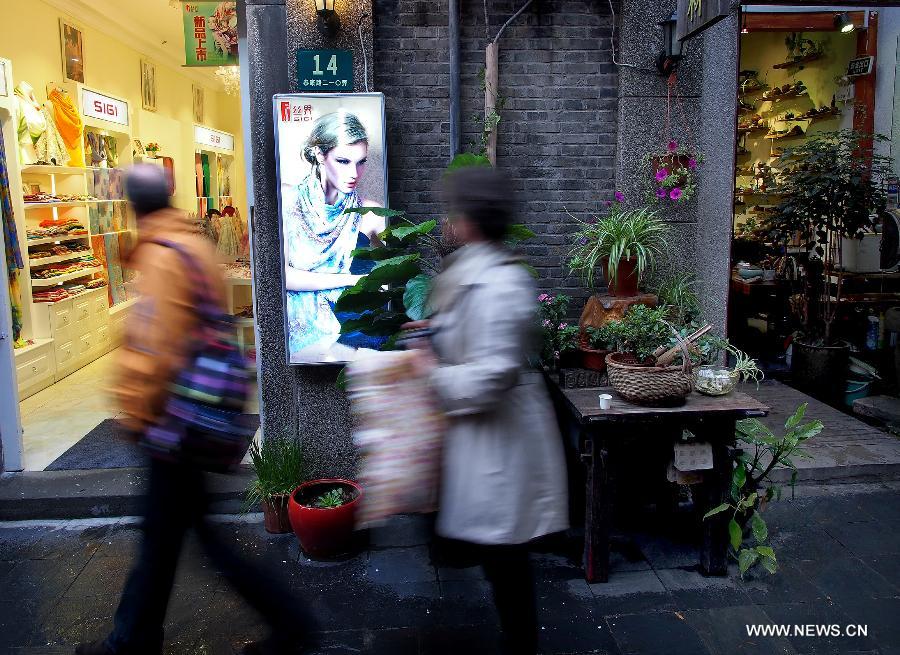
<box><xmin>142</xmin><ymin>239</ymin><xmax>255</xmax><ymax>472</ymax></box>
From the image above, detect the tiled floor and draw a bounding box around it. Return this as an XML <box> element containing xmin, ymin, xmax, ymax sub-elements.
<box><xmin>19</xmin><ymin>350</ymin><xmax>121</xmax><ymax>471</ymax></box>
<box><xmin>17</xmin><ymin>348</ymin><xmax>261</xmax><ymax>471</ymax></box>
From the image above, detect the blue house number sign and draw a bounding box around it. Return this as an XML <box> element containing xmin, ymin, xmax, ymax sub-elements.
<box><xmin>297</xmin><ymin>49</ymin><xmax>354</xmax><ymax>92</ymax></box>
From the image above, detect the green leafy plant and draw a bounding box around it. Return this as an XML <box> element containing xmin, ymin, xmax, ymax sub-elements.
<box><xmin>652</xmin><ymin>271</ymin><xmax>701</xmax><ymax>325</ymax></box>
<box><xmin>703</xmin><ymin>403</ymin><xmax>823</xmax><ymax>577</ymax></box>
<box><xmin>567</xmin><ymin>200</ymin><xmax>668</xmax><ymax>289</ymax></box>
<box><xmin>767</xmin><ymin>130</ymin><xmax>893</xmax><ymax>344</ymax></box>
<box><xmin>585</xmin><ymin>324</ymin><xmax>612</xmax><ymax>350</ymax></box>
<box><xmin>643</xmin><ymin>140</ymin><xmax>701</xmax><ymax>204</ymax></box>
<box><xmin>727</xmin><ymin>344</ymin><xmax>764</xmax><ymax>386</ymax></box>
<box><xmin>314</xmin><ymin>488</ymin><xmax>349</xmax><ymax>509</ymax></box>
<box><xmin>537</xmin><ymin>293</ymin><xmax>579</xmax><ymax>367</ymax></box>
<box><xmin>603</xmin><ymin>305</ymin><xmax>672</xmax><ymax>362</ymax></box>
<box><xmin>244</xmin><ymin>437</ymin><xmax>308</xmax><ymax>512</ymax></box>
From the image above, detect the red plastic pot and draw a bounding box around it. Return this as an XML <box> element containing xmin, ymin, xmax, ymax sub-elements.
<box><xmin>288</xmin><ymin>479</ymin><xmax>362</xmax><ymax>557</ymax></box>
<box><xmin>602</xmin><ymin>257</ymin><xmax>639</xmax><ymax>297</ymax></box>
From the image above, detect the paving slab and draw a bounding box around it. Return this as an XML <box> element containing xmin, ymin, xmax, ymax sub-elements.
<box><xmin>682</xmin><ymin>605</ymin><xmax>797</xmax><ymax>655</ymax></box>
<box><xmin>607</xmin><ymin>611</ymin><xmax>711</xmax><ymax>655</ymax></box>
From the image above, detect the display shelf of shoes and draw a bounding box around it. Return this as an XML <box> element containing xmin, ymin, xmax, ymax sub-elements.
<box><xmin>773</xmin><ymin>54</ymin><xmax>822</xmax><ymax>70</ymax></box>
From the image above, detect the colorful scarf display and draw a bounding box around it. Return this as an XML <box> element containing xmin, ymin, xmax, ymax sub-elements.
<box><xmin>48</xmin><ymin>88</ymin><xmax>85</xmax><ymax>167</ymax></box>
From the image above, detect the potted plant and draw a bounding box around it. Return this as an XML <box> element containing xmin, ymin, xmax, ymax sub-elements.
<box><xmin>767</xmin><ymin>130</ymin><xmax>893</xmax><ymax>402</ymax></box>
<box><xmin>567</xmin><ymin>197</ymin><xmax>667</xmax><ymax>297</ymax></box>
<box><xmin>145</xmin><ymin>142</ymin><xmax>160</xmax><ymax>158</ymax></box>
<box><xmin>644</xmin><ymin>140</ymin><xmax>700</xmax><ymax>204</ymax></box>
<box><xmin>538</xmin><ymin>293</ymin><xmax>580</xmax><ymax>369</ymax></box>
<box><xmin>581</xmin><ymin>324</ymin><xmax>612</xmax><ymax>372</ymax></box>
<box><xmin>693</xmin><ymin>342</ymin><xmax>764</xmax><ymax>397</ymax></box>
<box><xmin>288</xmin><ymin>479</ymin><xmax>363</xmax><ymax>557</ymax></box>
<box><xmin>603</xmin><ymin>305</ymin><xmax>694</xmax><ymax>405</ymax></box>
<box><xmin>244</xmin><ymin>436</ymin><xmax>308</xmax><ymax>534</ymax></box>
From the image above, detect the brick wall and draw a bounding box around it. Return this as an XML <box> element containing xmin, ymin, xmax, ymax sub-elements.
<box><xmin>373</xmin><ymin>0</ymin><xmax>618</xmax><ymax>312</ymax></box>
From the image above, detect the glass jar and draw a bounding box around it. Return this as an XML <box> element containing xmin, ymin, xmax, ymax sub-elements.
<box><xmin>694</xmin><ymin>365</ymin><xmax>739</xmax><ymax>396</ymax></box>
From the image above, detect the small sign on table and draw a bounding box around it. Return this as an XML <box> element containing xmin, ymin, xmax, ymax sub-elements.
<box><xmin>297</xmin><ymin>49</ymin><xmax>354</xmax><ymax>92</ymax></box>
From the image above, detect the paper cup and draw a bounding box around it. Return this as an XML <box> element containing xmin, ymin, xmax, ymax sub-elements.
<box><xmin>598</xmin><ymin>394</ymin><xmax>612</xmax><ymax>410</ymax></box>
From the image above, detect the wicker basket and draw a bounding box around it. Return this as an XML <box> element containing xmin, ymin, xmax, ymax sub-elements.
<box><xmin>605</xmin><ymin>352</ymin><xmax>694</xmax><ymax>406</ymax></box>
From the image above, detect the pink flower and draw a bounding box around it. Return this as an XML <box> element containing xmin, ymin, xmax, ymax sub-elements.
<box><xmin>538</xmin><ymin>293</ymin><xmax>549</xmax><ymax>302</ymax></box>
<box><xmin>542</xmin><ymin>320</ymin><xmax>552</xmax><ymax>328</ymax></box>
<box><xmin>604</xmin><ymin>200</ymin><xmax>613</xmax><ymax>207</ymax></box>
<box><xmin>688</xmin><ymin>158</ymin><xmax>697</xmax><ymax>170</ymax></box>
<box><xmin>656</xmin><ymin>187</ymin><xmax>668</xmax><ymax>199</ymax></box>
<box><xmin>614</xmin><ymin>191</ymin><xmax>625</xmax><ymax>203</ymax></box>
<box><xmin>554</xmin><ymin>351</ymin><xmax>560</xmax><ymax>358</ymax></box>
<box><xmin>667</xmin><ymin>140</ymin><xmax>678</xmax><ymax>152</ymax></box>
<box><xmin>669</xmin><ymin>187</ymin><xmax>683</xmax><ymax>200</ymax></box>
<box><xmin>559</xmin><ymin>323</ymin><xmax>569</xmax><ymax>329</ymax></box>
<box><xmin>655</xmin><ymin>168</ymin><xmax>669</xmax><ymax>182</ymax></box>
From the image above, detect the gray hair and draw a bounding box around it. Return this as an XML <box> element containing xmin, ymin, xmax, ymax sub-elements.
<box><xmin>303</xmin><ymin>111</ymin><xmax>368</xmax><ymax>166</ymax></box>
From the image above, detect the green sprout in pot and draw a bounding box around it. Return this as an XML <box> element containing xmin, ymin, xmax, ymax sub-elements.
<box><xmin>566</xmin><ymin>200</ymin><xmax>668</xmax><ymax>289</ymax></box>
<box><xmin>244</xmin><ymin>436</ymin><xmax>308</xmax><ymax>513</ymax></box>
<box><xmin>652</xmin><ymin>271</ymin><xmax>701</xmax><ymax>325</ymax></box>
<box><xmin>314</xmin><ymin>488</ymin><xmax>350</xmax><ymax>509</ymax></box>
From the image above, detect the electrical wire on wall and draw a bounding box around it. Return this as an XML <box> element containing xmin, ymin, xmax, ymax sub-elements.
<box><xmin>358</xmin><ymin>13</ymin><xmax>370</xmax><ymax>92</ymax></box>
<box><xmin>607</xmin><ymin>0</ymin><xmax>661</xmax><ymax>74</ymax></box>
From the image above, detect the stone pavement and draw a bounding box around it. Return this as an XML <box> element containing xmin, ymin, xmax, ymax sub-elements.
<box><xmin>1</xmin><ymin>484</ymin><xmax>899</xmax><ymax>655</ymax></box>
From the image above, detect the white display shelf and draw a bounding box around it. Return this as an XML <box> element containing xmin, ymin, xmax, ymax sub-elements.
<box><xmin>22</xmin><ymin>165</ymin><xmax>86</xmax><ymax>176</ymax></box>
<box><xmin>24</xmin><ymin>199</ymin><xmax>127</xmax><ymax>210</ymax></box>
<box><xmin>31</xmin><ymin>267</ymin><xmax>103</xmax><ymax>287</ymax></box>
<box><xmin>109</xmin><ymin>297</ymin><xmax>138</xmax><ymax>315</ymax></box>
<box><xmin>13</xmin><ymin>338</ymin><xmax>54</xmax><ymax>358</ymax></box>
<box><xmin>26</xmin><ymin>234</ymin><xmax>90</xmax><ymax>246</ymax></box>
<box><xmin>28</xmin><ymin>252</ymin><xmax>93</xmax><ymax>267</ymax></box>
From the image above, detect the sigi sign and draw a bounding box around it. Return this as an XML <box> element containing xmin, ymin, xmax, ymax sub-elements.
<box><xmin>194</xmin><ymin>125</ymin><xmax>234</xmax><ymax>151</ymax></box>
<box><xmin>81</xmin><ymin>89</ymin><xmax>129</xmax><ymax>126</ymax></box>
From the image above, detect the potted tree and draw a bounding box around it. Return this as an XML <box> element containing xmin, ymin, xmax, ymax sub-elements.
<box><xmin>581</xmin><ymin>324</ymin><xmax>612</xmax><ymax>372</ymax></box>
<box><xmin>244</xmin><ymin>436</ymin><xmax>308</xmax><ymax>534</ymax></box>
<box><xmin>288</xmin><ymin>479</ymin><xmax>363</xmax><ymax>557</ymax></box>
<box><xmin>567</xmin><ymin>199</ymin><xmax>667</xmax><ymax>297</ymax></box>
<box><xmin>767</xmin><ymin>130</ymin><xmax>893</xmax><ymax>402</ymax></box>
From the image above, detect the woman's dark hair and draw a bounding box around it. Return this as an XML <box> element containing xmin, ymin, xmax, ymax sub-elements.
<box><xmin>442</xmin><ymin>166</ymin><xmax>513</xmax><ymax>242</ymax></box>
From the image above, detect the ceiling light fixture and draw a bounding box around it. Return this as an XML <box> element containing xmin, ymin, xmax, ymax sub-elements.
<box><xmin>835</xmin><ymin>12</ymin><xmax>855</xmax><ymax>33</ymax></box>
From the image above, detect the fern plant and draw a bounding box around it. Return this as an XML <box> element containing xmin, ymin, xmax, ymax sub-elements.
<box><xmin>244</xmin><ymin>437</ymin><xmax>308</xmax><ymax>512</ymax></box>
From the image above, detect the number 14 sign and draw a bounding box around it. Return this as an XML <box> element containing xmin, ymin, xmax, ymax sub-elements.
<box><xmin>296</xmin><ymin>49</ymin><xmax>354</xmax><ymax>92</ymax></box>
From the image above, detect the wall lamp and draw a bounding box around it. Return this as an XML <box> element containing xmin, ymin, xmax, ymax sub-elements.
<box><xmin>657</xmin><ymin>12</ymin><xmax>683</xmax><ymax>76</ymax></box>
<box><xmin>315</xmin><ymin>0</ymin><xmax>340</xmax><ymax>38</ymax></box>
<box><xmin>834</xmin><ymin>12</ymin><xmax>855</xmax><ymax>34</ymax></box>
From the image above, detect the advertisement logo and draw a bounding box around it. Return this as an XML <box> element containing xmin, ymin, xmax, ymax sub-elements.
<box><xmin>280</xmin><ymin>101</ymin><xmax>292</xmax><ymax>122</ymax></box>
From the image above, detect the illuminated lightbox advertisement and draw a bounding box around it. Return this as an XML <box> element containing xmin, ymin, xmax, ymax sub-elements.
<box><xmin>274</xmin><ymin>93</ymin><xmax>388</xmax><ymax>365</ymax></box>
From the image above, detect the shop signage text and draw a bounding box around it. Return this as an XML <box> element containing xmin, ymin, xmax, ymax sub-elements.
<box><xmin>182</xmin><ymin>1</ymin><xmax>238</xmax><ymax>67</ymax></box>
<box><xmin>82</xmin><ymin>89</ymin><xmax>129</xmax><ymax>127</ymax></box>
<box><xmin>676</xmin><ymin>0</ymin><xmax>730</xmax><ymax>42</ymax></box>
<box><xmin>296</xmin><ymin>49</ymin><xmax>354</xmax><ymax>92</ymax></box>
<box><xmin>847</xmin><ymin>55</ymin><xmax>874</xmax><ymax>78</ymax></box>
<box><xmin>194</xmin><ymin>125</ymin><xmax>234</xmax><ymax>151</ymax></box>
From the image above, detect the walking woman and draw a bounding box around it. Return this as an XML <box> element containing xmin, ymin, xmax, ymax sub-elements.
<box><xmin>413</xmin><ymin>166</ymin><xmax>569</xmax><ymax>655</ymax></box>
<box><xmin>282</xmin><ymin>110</ymin><xmax>384</xmax><ymax>363</ymax></box>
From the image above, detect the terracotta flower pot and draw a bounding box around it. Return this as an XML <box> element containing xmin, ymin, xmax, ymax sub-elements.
<box><xmin>580</xmin><ymin>347</ymin><xmax>610</xmax><ymax>372</ymax></box>
<box><xmin>288</xmin><ymin>479</ymin><xmax>362</xmax><ymax>558</ymax></box>
<box><xmin>602</xmin><ymin>257</ymin><xmax>640</xmax><ymax>297</ymax></box>
<box><xmin>261</xmin><ymin>495</ymin><xmax>292</xmax><ymax>534</ymax></box>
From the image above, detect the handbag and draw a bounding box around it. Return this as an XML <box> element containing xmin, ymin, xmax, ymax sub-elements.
<box><xmin>141</xmin><ymin>239</ymin><xmax>255</xmax><ymax>472</ymax></box>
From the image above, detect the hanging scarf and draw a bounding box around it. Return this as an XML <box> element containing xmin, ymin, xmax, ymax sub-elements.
<box><xmin>13</xmin><ymin>82</ymin><xmax>45</xmax><ymax>165</ymax></box>
<box><xmin>36</xmin><ymin>104</ymin><xmax>68</xmax><ymax>166</ymax></box>
<box><xmin>48</xmin><ymin>88</ymin><xmax>85</xmax><ymax>167</ymax></box>
<box><xmin>284</xmin><ymin>173</ymin><xmax>360</xmax><ymax>273</ymax></box>
<box><xmin>0</xmin><ymin>129</ymin><xmax>23</xmax><ymax>273</ymax></box>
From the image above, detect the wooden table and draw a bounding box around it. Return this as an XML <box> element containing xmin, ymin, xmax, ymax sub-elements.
<box><xmin>549</xmin><ymin>383</ymin><xmax>769</xmax><ymax>583</ymax></box>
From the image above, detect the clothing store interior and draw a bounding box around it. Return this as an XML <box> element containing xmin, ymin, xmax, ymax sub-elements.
<box><xmin>0</xmin><ymin>0</ymin><xmax>252</xmax><ymax>471</ymax></box>
<box><xmin>729</xmin><ymin>6</ymin><xmax>900</xmax><ymax>409</ymax></box>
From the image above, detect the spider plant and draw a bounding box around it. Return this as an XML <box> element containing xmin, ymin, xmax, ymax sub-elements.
<box><xmin>653</xmin><ymin>271</ymin><xmax>701</xmax><ymax>325</ymax></box>
<box><xmin>567</xmin><ymin>205</ymin><xmax>668</xmax><ymax>288</ymax></box>
<box><xmin>727</xmin><ymin>344</ymin><xmax>765</xmax><ymax>387</ymax></box>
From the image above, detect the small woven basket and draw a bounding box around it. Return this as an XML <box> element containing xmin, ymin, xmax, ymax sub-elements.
<box><xmin>605</xmin><ymin>328</ymin><xmax>694</xmax><ymax>405</ymax></box>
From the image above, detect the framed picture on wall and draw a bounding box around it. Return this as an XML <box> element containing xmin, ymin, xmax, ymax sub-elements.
<box><xmin>59</xmin><ymin>19</ymin><xmax>85</xmax><ymax>83</ymax></box>
<box><xmin>273</xmin><ymin>93</ymin><xmax>388</xmax><ymax>365</ymax></box>
<box><xmin>141</xmin><ymin>59</ymin><xmax>157</xmax><ymax>112</ymax></box>
<box><xmin>192</xmin><ymin>85</ymin><xmax>205</xmax><ymax>124</ymax></box>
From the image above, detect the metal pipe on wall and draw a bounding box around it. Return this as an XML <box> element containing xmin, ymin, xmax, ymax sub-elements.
<box><xmin>449</xmin><ymin>0</ymin><xmax>461</xmax><ymax>158</ymax></box>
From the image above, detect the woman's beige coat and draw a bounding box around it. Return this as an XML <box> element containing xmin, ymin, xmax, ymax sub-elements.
<box><xmin>430</xmin><ymin>243</ymin><xmax>569</xmax><ymax>545</ymax></box>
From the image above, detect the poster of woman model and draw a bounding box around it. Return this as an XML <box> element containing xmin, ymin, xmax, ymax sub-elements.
<box><xmin>274</xmin><ymin>93</ymin><xmax>388</xmax><ymax>365</ymax></box>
